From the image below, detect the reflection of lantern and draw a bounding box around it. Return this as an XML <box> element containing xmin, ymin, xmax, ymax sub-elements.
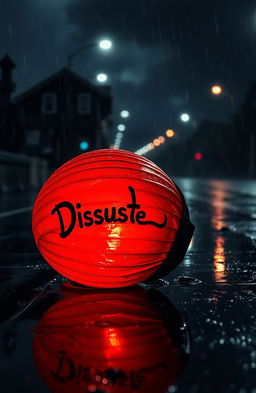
<box><xmin>33</xmin><ymin>286</ymin><xmax>189</xmax><ymax>393</ymax></box>
<box><xmin>32</xmin><ymin>149</ymin><xmax>194</xmax><ymax>287</ymax></box>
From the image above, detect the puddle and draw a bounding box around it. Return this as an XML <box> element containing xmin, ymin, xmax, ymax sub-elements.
<box><xmin>173</xmin><ymin>276</ymin><xmax>202</xmax><ymax>286</ymax></box>
<box><xmin>140</xmin><ymin>278</ymin><xmax>170</xmax><ymax>288</ymax></box>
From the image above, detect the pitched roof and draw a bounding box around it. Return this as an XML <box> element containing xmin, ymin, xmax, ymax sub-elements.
<box><xmin>0</xmin><ymin>55</ymin><xmax>16</xmax><ymax>69</ymax></box>
<box><xmin>15</xmin><ymin>67</ymin><xmax>111</xmax><ymax>102</ymax></box>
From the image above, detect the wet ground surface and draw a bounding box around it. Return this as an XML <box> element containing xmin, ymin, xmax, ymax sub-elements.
<box><xmin>0</xmin><ymin>178</ymin><xmax>256</xmax><ymax>393</ymax></box>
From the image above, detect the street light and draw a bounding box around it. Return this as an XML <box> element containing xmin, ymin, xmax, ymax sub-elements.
<box><xmin>153</xmin><ymin>138</ymin><xmax>161</xmax><ymax>146</ymax></box>
<box><xmin>120</xmin><ymin>110</ymin><xmax>130</xmax><ymax>118</ymax></box>
<box><xmin>117</xmin><ymin>124</ymin><xmax>126</xmax><ymax>131</ymax></box>
<box><xmin>180</xmin><ymin>113</ymin><xmax>190</xmax><ymax>122</ymax></box>
<box><xmin>96</xmin><ymin>73</ymin><xmax>108</xmax><ymax>83</ymax></box>
<box><xmin>99</xmin><ymin>39</ymin><xmax>112</xmax><ymax>50</ymax></box>
<box><xmin>209</xmin><ymin>84</ymin><xmax>235</xmax><ymax>111</ymax></box>
<box><xmin>134</xmin><ymin>130</ymin><xmax>176</xmax><ymax>156</ymax></box>
<box><xmin>134</xmin><ymin>142</ymin><xmax>154</xmax><ymax>155</ymax></box>
<box><xmin>166</xmin><ymin>129</ymin><xmax>175</xmax><ymax>138</ymax></box>
<box><xmin>84</xmin><ymin>73</ymin><xmax>108</xmax><ymax>83</ymax></box>
<box><xmin>67</xmin><ymin>39</ymin><xmax>113</xmax><ymax>69</ymax></box>
<box><xmin>211</xmin><ymin>85</ymin><xmax>222</xmax><ymax>95</ymax></box>
<box><xmin>113</xmin><ymin>127</ymin><xmax>126</xmax><ymax>149</ymax></box>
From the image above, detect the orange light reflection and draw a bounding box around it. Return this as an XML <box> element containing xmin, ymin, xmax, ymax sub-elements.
<box><xmin>213</xmin><ymin>235</ymin><xmax>226</xmax><ymax>282</ymax></box>
<box><xmin>210</xmin><ymin>184</ymin><xmax>228</xmax><ymax>230</ymax></box>
<box><xmin>107</xmin><ymin>328</ymin><xmax>120</xmax><ymax>347</ymax></box>
<box><xmin>210</xmin><ymin>182</ymin><xmax>229</xmax><ymax>282</ymax></box>
<box><xmin>107</xmin><ymin>226</ymin><xmax>123</xmax><ymax>250</ymax></box>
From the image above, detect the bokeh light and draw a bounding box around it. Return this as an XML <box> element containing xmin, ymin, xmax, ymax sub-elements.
<box><xmin>80</xmin><ymin>141</ymin><xmax>89</xmax><ymax>151</ymax></box>
<box><xmin>120</xmin><ymin>110</ymin><xmax>130</xmax><ymax>118</ymax></box>
<box><xmin>117</xmin><ymin>124</ymin><xmax>126</xmax><ymax>132</ymax></box>
<box><xmin>96</xmin><ymin>73</ymin><xmax>108</xmax><ymax>82</ymax></box>
<box><xmin>153</xmin><ymin>138</ymin><xmax>161</xmax><ymax>146</ymax></box>
<box><xmin>211</xmin><ymin>85</ymin><xmax>222</xmax><ymax>95</ymax></box>
<box><xmin>180</xmin><ymin>113</ymin><xmax>190</xmax><ymax>122</ymax></box>
<box><xmin>166</xmin><ymin>129</ymin><xmax>175</xmax><ymax>138</ymax></box>
<box><xmin>99</xmin><ymin>39</ymin><xmax>112</xmax><ymax>50</ymax></box>
<box><xmin>194</xmin><ymin>152</ymin><xmax>203</xmax><ymax>160</ymax></box>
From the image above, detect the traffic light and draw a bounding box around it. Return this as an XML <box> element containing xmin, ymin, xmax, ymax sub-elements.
<box><xmin>80</xmin><ymin>141</ymin><xmax>89</xmax><ymax>151</ymax></box>
<box><xmin>194</xmin><ymin>152</ymin><xmax>203</xmax><ymax>160</ymax></box>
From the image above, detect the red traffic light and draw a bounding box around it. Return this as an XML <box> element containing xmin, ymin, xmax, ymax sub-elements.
<box><xmin>194</xmin><ymin>152</ymin><xmax>203</xmax><ymax>161</ymax></box>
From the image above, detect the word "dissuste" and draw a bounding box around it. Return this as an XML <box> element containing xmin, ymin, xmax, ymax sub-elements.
<box><xmin>51</xmin><ymin>185</ymin><xmax>167</xmax><ymax>238</ymax></box>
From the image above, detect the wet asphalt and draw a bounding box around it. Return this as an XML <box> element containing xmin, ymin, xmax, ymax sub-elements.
<box><xmin>0</xmin><ymin>178</ymin><xmax>256</xmax><ymax>393</ymax></box>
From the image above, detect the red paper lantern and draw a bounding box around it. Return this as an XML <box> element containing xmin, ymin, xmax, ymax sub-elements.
<box><xmin>33</xmin><ymin>286</ymin><xmax>188</xmax><ymax>393</ymax></box>
<box><xmin>32</xmin><ymin>149</ymin><xmax>194</xmax><ymax>287</ymax></box>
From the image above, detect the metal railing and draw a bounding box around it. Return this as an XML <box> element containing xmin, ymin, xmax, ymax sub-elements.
<box><xmin>0</xmin><ymin>151</ymin><xmax>48</xmax><ymax>192</ymax></box>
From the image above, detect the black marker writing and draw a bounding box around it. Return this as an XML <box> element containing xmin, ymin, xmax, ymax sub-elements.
<box><xmin>51</xmin><ymin>186</ymin><xmax>167</xmax><ymax>238</ymax></box>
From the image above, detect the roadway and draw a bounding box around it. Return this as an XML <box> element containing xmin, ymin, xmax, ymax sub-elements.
<box><xmin>0</xmin><ymin>178</ymin><xmax>256</xmax><ymax>393</ymax></box>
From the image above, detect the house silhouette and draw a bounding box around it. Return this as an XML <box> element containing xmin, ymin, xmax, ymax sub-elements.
<box><xmin>0</xmin><ymin>55</ymin><xmax>25</xmax><ymax>153</ymax></box>
<box><xmin>0</xmin><ymin>55</ymin><xmax>112</xmax><ymax>169</ymax></box>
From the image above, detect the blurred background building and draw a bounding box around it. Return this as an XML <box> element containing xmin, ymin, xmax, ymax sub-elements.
<box><xmin>0</xmin><ymin>54</ymin><xmax>112</xmax><ymax>169</ymax></box>
<box><xmin>0</xmin><ymin>54</ymin><xmax>112</xmax><ymax>190</ymax></box>
<box><xmin>15</xmin><ymin>66</ymin><xmax>112</xmax><ymax>169</ymax></box>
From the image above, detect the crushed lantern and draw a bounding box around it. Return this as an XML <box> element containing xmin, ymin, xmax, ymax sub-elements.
<box><xmin>33</xmin><ymin>286</ymin><xmax>189</xmax><ymax>393</ymax></box>
<box><xmin>32</xmin><ymin>149</ymin><xmax>194</xmax><ymax>287</ymax></box>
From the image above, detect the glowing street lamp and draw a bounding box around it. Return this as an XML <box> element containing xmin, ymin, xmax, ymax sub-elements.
<box><xmin>117</xmin><ymin>124</ymin><xmax>126</xmax><ymax>132</ymax></box>
<box><xmin>67</xmin><ymin>39</ymin><xmax>113</xmax><ymax>68</ymax></box>
<box><xmin>135</xmin><ymin>131</ymin><xmax>175</xmax><ymax>156</ymax></box>
<box><xmin>96</xmin><ymin>73</ymin><xmax>108</xmax><ymax>83</ymax></box>
<box><xmin>153</xmin><ymin>138</ymin><xmax>161</xmax><ymax>147</ymax></box>
<box><xmin>180</xmin><ymin>113</ymin><xmax>190</xmax><ymax>122</ymax></box>
<box><xmin>210</xmin><ymin>84</ymin><xmax>235</xmax><ymax>114</ymax></box>
<box><xmin>166</xmin><ymin>129</ymin><xmax>175</xmax><ymax>138</ymax></box>
<box><xmin>134</xmin><ymin>142</ymin><xmax>154</xmax><ymax>155</ymax></box>
<box><xmin>99</xmin><ymin>39</ymin><xmax>112</xmax><ymax>50</ymax></box>
<box><xmin>120</xmin><ymin>110</ymin><xmax>130</xmax><ymax>118</ymax></box>
<box><xmin>211</xmin><ymin>85</ymin><xmax>222</xmax><ymax>95</ymax></box>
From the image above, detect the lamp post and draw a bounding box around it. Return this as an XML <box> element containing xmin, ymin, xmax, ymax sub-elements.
<box><xmin>210</xmin><ymin>84</ymin><xmax>234</xmax><ymax>111</ymax></box>
<box><xmin>84</xmin><ymin>73</ymin><xmax>109</xmax><ymax>84</ymax></box>
<box><xmin>96</xmin><ymin>73</ymin><xmax>108</xmax><ymax>83</ymax></box>
<box><xmin>180</xmin><ymin>113</ymin><xmax>190</xmax><ymax>122</ymax></box>
<box><xmin>211</xmin><ymin>85</ymin><xmax>222</xmax><ymax>95</ymax></box>
<box><xmin>120</xmin><ymin>110</ymin><xmax>130</xmax><ymax>118</ymax></box>
<box><xmin>67</xmin><ymin>39</ymin><xmax>112</xmax><ymax>69</ymax></box>
<box><xmin>134</xmin><ymin>129</ymin><xmax>176</xmax><ymax>156</ymax></box>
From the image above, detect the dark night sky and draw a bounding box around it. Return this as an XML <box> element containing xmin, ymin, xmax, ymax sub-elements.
<box><xmin>0</xmin><ymin>0</ymin><xmax>256</xmax><ymax>152</ymax></box>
